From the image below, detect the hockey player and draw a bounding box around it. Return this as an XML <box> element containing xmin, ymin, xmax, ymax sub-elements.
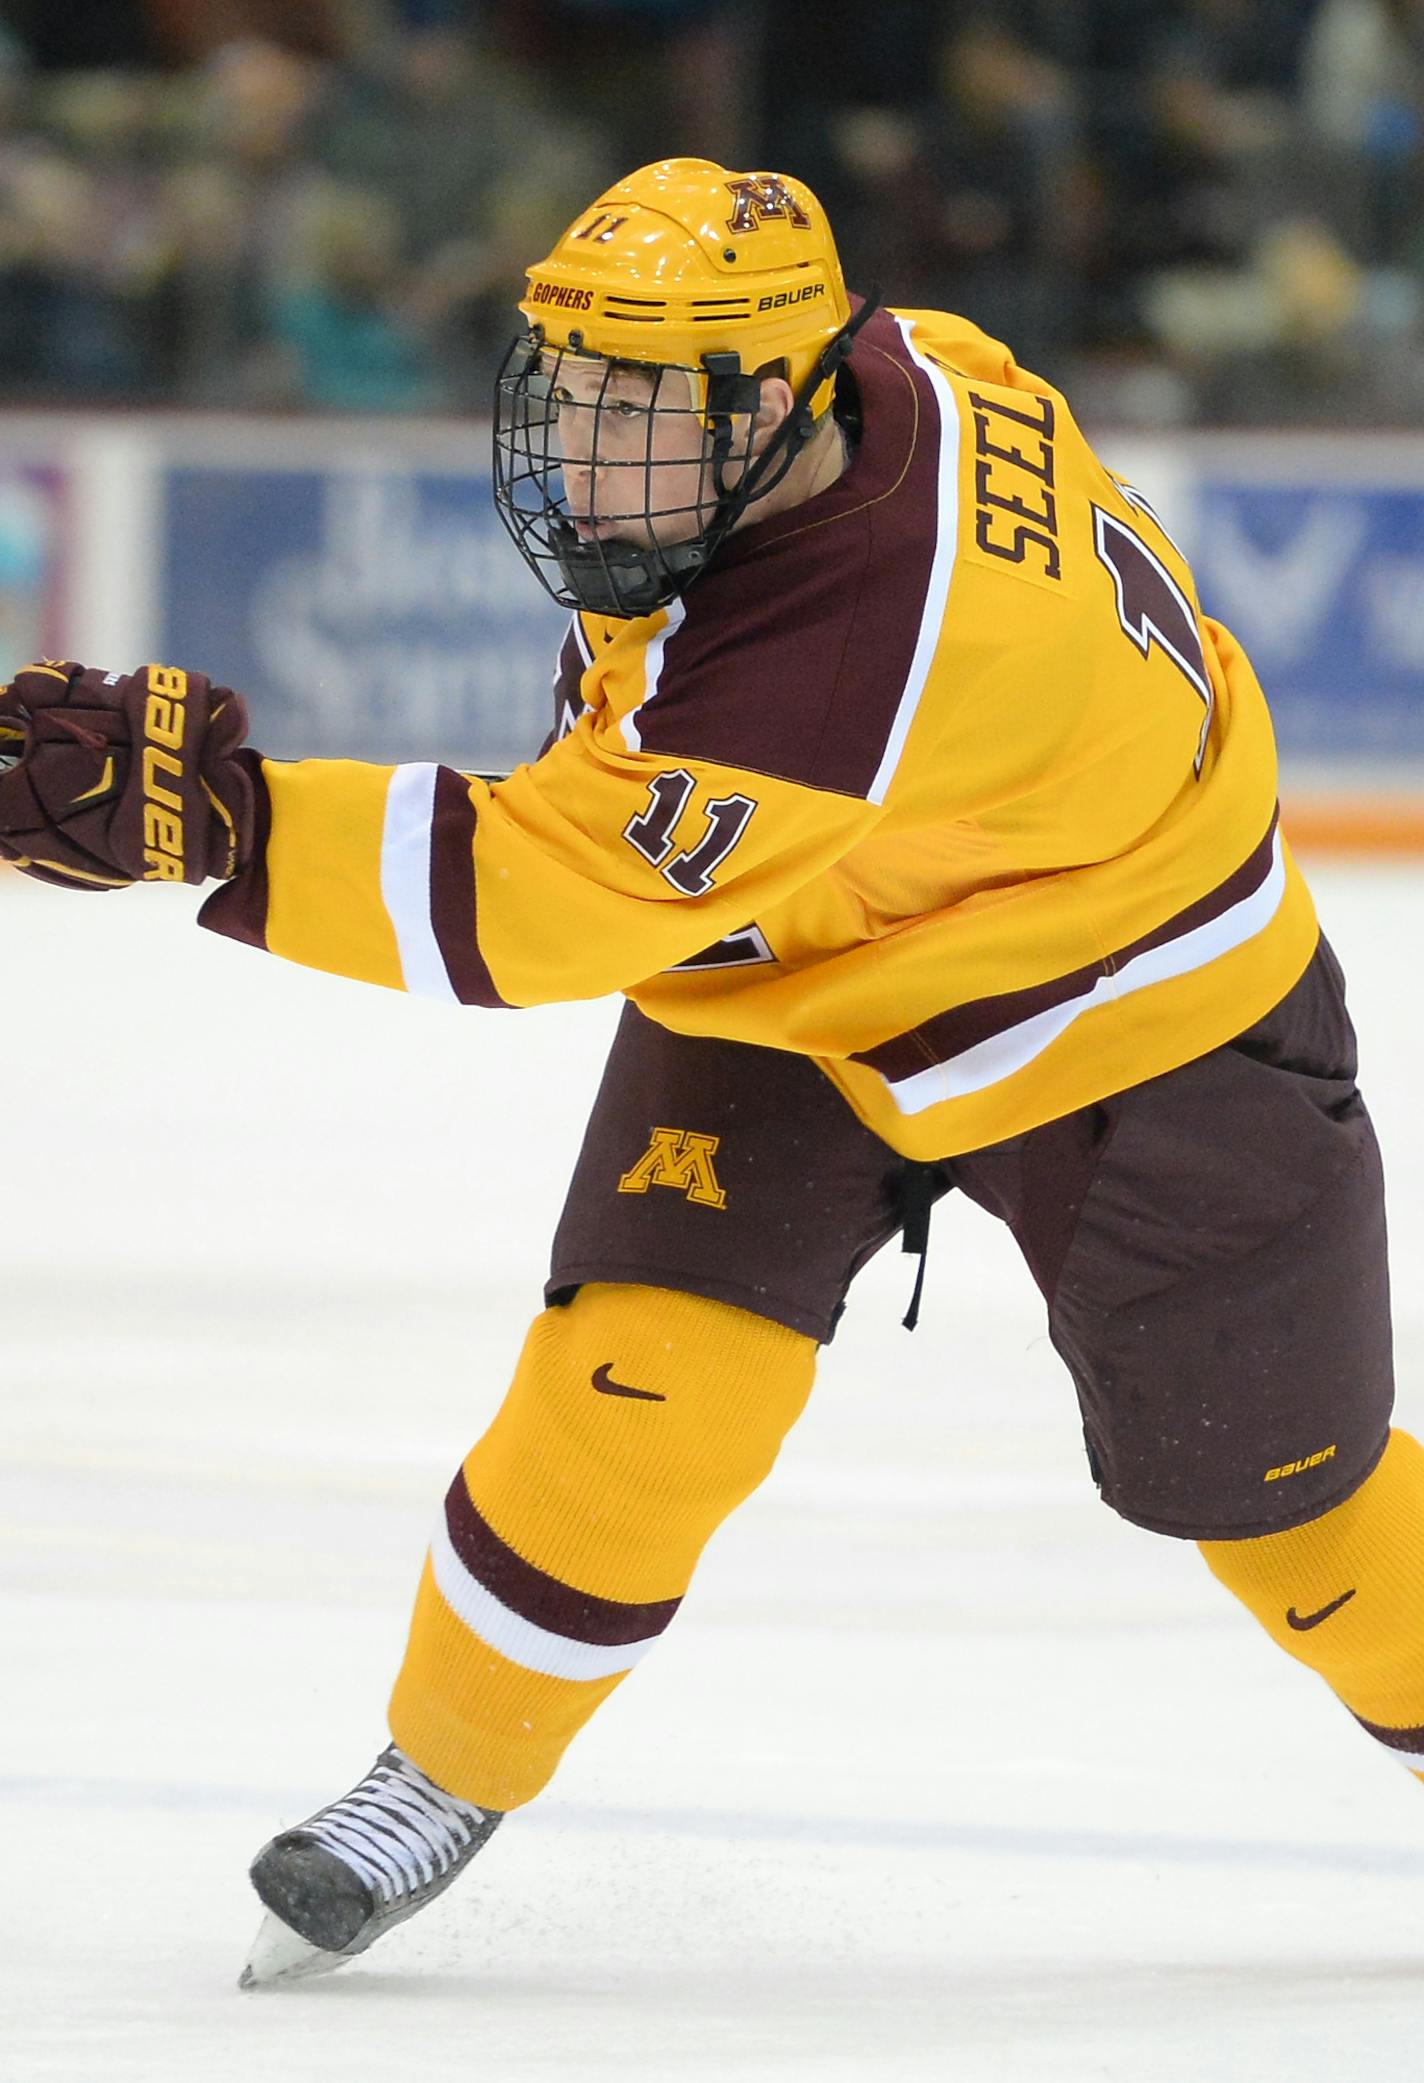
<box><xmin>1</xmin><ymin>159</ymin><xmax>1418</xmax><ymax>1987</ymax></box>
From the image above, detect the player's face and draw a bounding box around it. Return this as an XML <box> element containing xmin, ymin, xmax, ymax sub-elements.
<box><xmin>542</xmin><ymin>354</ymin><xmax>730</xmax><ymax>552</ymax></box>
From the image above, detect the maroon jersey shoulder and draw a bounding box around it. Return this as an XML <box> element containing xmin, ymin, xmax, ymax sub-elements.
<box><xmin>634</xmin><ymin>311</ymin><xmax>953</xmax><ymax>800</ymax></box>
<box><xmin>540</xmin><ymin>615</ymin><xmax>592</xmax><ymax>758</ymax></box>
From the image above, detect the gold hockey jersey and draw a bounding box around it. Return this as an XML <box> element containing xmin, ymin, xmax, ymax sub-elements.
<box><xmin>200</xmin><ymin>306</ymin><xmax>1317</xmax><ymax>1160</ymax></box>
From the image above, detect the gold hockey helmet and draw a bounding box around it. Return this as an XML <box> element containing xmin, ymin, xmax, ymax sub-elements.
<box><xmin>494</xmin><ymin>158</ymin><xmax>875</xmax><ymax>618</ymax></box>
<box><xmin>519</xmin><ymin>158</ymin><xmax>854</xmax><ymax>420</ymax></box>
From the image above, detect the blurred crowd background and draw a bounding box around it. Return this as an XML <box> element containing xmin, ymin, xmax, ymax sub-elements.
<box><xmin>0</xmin><ymin>0</ymin><xmax>1420</xmax><ymax>425</ymax></box>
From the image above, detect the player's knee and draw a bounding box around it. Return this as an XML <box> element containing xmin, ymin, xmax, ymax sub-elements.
<box><xmin>475</xmin><ymin>1281</ymin><xmax>817</xmax><ymax>1515</ymax></box>
<box><xmin>1198</xmin><ymin>1429</ymin><xmax>1424</xmax><ymax>1671</ymax></box>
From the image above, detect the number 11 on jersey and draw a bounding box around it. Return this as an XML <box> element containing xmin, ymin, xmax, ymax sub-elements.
<box><xmin>623</xmin><ymin>768</ymin><xmax>758</xmax><ymax>897</ymax></box>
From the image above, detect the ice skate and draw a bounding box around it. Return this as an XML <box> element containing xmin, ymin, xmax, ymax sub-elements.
<box><xmin>239</xmin><ymin>1745</ymin><xmax>502</xmax><ymax>1988</ymax></box>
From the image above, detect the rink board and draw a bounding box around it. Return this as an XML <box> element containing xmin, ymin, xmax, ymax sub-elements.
<box><xmin>0</xmin><ymin>414</ymin><xmax>1421</xmax><ymax>833</ymax></box>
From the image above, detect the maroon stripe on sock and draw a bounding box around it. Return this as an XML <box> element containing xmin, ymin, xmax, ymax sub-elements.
<box><xmin>1352</xmin><ymin>1711</ymin><xmax>1424</xmax><ymax>1756</ymax></box>
<box><xmin>852</xmin><ymin>808</ymin><xmax>1280</xmax><ymax>1083</ymax></box>
<box><xmin>429</xmin><ymin>765</ymin><xmax>510</xmax><ymax>1007</ymax></box>
<box><xmin>444</xmin><ymin>1472</ymin><xmax>682</xmax><ymax>1647</ymax></box>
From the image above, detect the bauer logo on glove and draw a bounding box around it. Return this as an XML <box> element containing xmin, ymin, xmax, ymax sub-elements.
<box><xmin>0</xmin><ymin>659</ymin><xmax>255</xmax><ymax>892</ymax></box>
<box><xmin>142</xmin><ymin>663</ymin><xmax>195</xmax><ymax>880</ymax></box>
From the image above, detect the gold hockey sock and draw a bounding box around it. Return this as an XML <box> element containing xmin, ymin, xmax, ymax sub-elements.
<box><xmin>388</xmin><ymin>1282</ymin><xmax>817</xmax><ymax>1811</ymax></box>
<box><xmin>1200</xmin><ymin>1428</ymin><xmax>1424</xmax><ymax>1776</ymax></box>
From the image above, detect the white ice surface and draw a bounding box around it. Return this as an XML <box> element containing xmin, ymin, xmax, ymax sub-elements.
<box><xmin>4</xmin><ymin>862</ymin><xmax>1424</xmax><ymax>2082</ymax></box>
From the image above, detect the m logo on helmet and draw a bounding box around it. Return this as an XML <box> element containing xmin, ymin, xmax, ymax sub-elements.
<box><xmin>725</xmin><ymin>175</ymin><xmax>811</xmax><ymax>235</ymax></box>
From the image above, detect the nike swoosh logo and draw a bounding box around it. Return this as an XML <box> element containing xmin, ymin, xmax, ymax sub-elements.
<box><xmin>592</xmin><ymin>1363</ymin><xmax>666</xmax><ymax>1403</ymax></box>
<box><xmin>1286</xmin><ymin>1589</ymin><xmax>1357</xmax><ymax>1631</ymax></box>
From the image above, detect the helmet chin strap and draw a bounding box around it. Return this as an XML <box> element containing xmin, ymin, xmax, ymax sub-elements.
<box><xmin>549</xmin><ymin>523</ymin><xmax>711</xmax><ymax>621</ymax></box>
<box><xmin>713</xmin><ymin>287</ymin><xmax>882</xmax><ymax>517</ymax></box>
<box><xmin>552</xmin><ymin>291</ymin><xmax>882</xmax><ymax>619</ymax></box>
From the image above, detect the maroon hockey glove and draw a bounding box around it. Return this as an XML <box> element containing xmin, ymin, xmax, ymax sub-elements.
<box><xmin>0</xmin><ymin>659</ymin><xmax>255</xmax><ymax>891</ymax></box>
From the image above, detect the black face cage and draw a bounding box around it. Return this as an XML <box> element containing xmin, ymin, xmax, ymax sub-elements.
<box><xmin>491</xmin><ymin>296</ymin><xmax>879</xmax><ymax>620</ymax></box>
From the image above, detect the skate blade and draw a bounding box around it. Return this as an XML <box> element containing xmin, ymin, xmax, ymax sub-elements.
<box><xmin>239</xmin><ymin>1910</ymin><xmax>354</xmax><ymax>1989</ymax></box>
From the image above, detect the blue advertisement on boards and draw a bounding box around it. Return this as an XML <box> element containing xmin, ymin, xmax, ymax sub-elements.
<box><xmin>1191</xmin><ymin>478</ymin><xmax>1424</xmax><ymax>766</ymax></box>
<box><xmin>160</xmin><ymin>460</ymin><xmax>566</xmax><ymax>773</ymax></box>
<box><xmin>160</xmin><ymin>448</ymin><xmax>1424</xmax><ymax>778</ymax></box>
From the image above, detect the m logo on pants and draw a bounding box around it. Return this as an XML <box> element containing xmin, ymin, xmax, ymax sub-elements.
<box><xmin>618</xmin><ymin>1128</ymin><xmax>728</xmax><ymax>1210</ymax></box>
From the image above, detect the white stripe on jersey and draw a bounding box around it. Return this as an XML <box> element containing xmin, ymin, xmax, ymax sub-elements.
<box><xmin>881</xmin><ymin>829</ymin><xmax>1288</xmax><ymax>1113</ymax></box>
<box><xmin>622</xmin><ymin>595</ymin><xmax>686</xmax><ymax>754</ymax></box>
<box><xmin>379</xmin><ymin>763</ymin><xmax>458</xmax><ymax>1004</ymax></box>
<box><xmin>429</xmin><ymin>1515</ymin><xmax>660</xmax><ymax>1683</ymax></box>
<box><xmin>868</xmin><ymin>319</ymin><xmax>963</xmax><ymax>806</ymax></box>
